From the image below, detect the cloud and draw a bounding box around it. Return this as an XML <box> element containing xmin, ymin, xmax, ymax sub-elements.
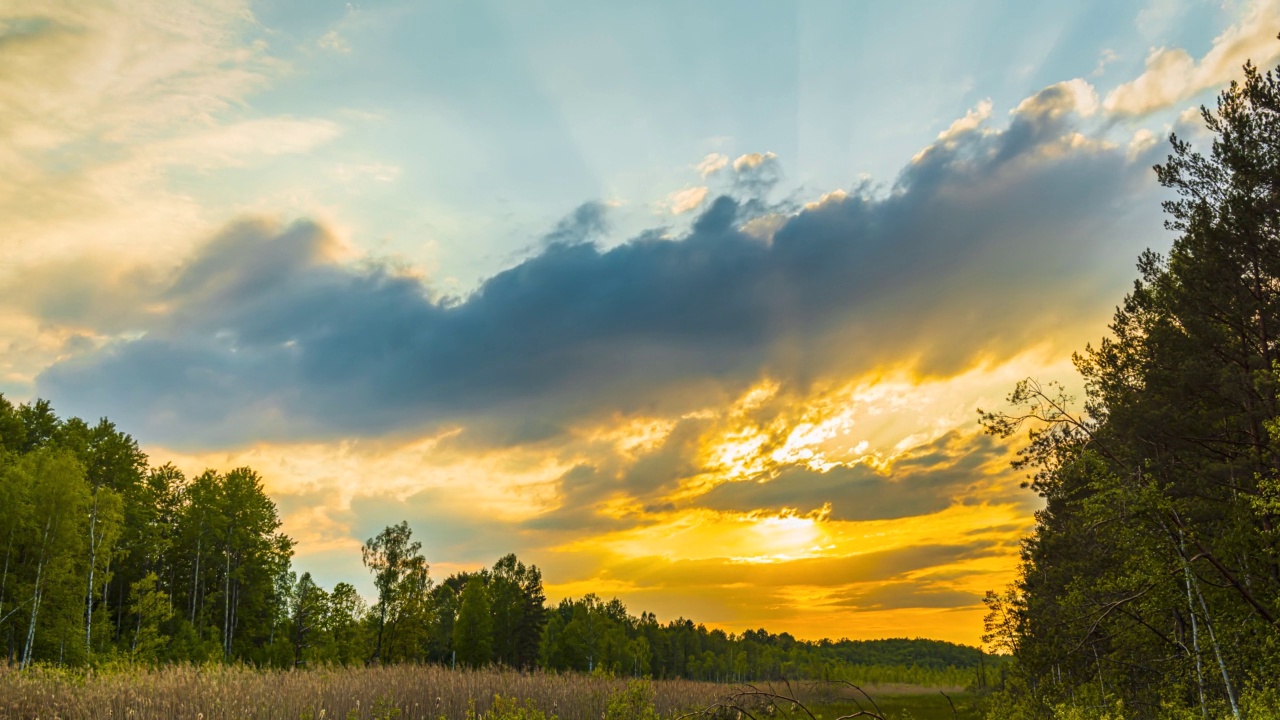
<box><xmin>697</xmin><ymin>153</ymin><xmax>729</xmax><ymax>177</ymax></box>
<box><xmin>731</xmin><ymin>151</ymin><xmax>781</xmax><ymax>195</ymax></box>
<box><xmin>31</xmin><ymin>80</ymin><xmax>1167</xmax><ymax>448</ymax></box>
<box><xmin>1093</xmin><ymin>48</ymin><xmax>1121</xmax><ymax>77</ymax></box>
<box><xmin>1013</xmin><ymin>79</ymin><xmax>1099</xmax><ymax>120</ymax></box>
<box><xmin>936</xmin><ymin>100</ymin><xmax>993</xmax><ymax>143</ymax></box>
<box><xmin>0</xmin><ymin>0</ymin><xmax>349</xmax><ymax>393</ymax></box>
<box><xmin>1104</xmin><ymin>0</ymin><xmax>1280</xmax><ymax>116</ymax></box>
<box><xmin>732</xmin><ymin>152</ymin><xmax>777</xmax><ymax>172</ymax></box>
<box><xmin>0</xmin><ymin>2</ymin><xmax>274</xmax><ymax>150</ymax></box>
<box><xmin>148</xmin><ymin>118</ymin><xmax>342</xmax><ymax>170</ymax></box>
<box><xmin>697</xmin><ymin>431</ymin><xmax>1011</xmax><ymax>522</ymax></box>
<box><xmin>596</xmin><ymin>542</ymin><xmax>995</xmax><ymax>591</ymax></box>
<box><xmin>318</xmin><ymin>30</ymin><xmax>350</xmax><ymax>54</ymax></box>
<box><xmin>541</xmin><ymin>201</ymin><xmax>610</xmax><ymax>246</ymax></box>
<box><xmin>666</xmin><ymin>186</ymin><xmax>709</xmax><ymax>214</ymax></box>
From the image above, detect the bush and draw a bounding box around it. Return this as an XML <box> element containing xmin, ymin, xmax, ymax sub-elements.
<box><xmin>604</xmin><ymin>680</ymin><xmax>659</xmax><ymax>720</ymax></box>
<box><xmin>456</xmin><ymin>694</ymin><xmax>558</xmax><ymax>720</ymax></box>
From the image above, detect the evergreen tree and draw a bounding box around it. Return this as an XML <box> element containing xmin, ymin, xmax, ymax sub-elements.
<box><xmin>454</xmin><ymin>576</ymin><xmax>492</xmax><ymax>668</ymax></box>
<box><xmin>982</xmin><ymin>54</ymin><xmax>1280</xmax><ymax>716</ymax></box>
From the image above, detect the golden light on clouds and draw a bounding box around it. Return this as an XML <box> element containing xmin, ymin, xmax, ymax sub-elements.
<box><xmin>156</xmin><ymin>433</ymin><xmax>570</xmax><ymax>558</ymax></box>
<box><xmin>137</xmin><ymin>349</ymin><xmax>1059</xmax><ymax>645</ymax></box>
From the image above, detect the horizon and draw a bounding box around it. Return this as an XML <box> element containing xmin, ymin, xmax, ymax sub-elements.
<box><xmin>5</xmin><ymin>0</ymin><xmax>1279</xmax><ymax>647</ymax></box>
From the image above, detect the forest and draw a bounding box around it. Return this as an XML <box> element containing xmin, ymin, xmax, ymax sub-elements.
<box><xmin>979</xmin><ymin>59</ymin><xmax>1280</xmax><ymax>718</ymax></box>
<box><xmin>0</xmin><ymin>394</ymin><xmax>981</xmax><ymax>687</ymax></box>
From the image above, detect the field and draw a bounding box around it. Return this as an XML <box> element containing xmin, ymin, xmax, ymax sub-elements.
<box><xmin>812</xmin><ymin>691</ymin><xmax>980</xmax><ymax>720</ymax></box>
<box><xmin>0</xmin><ymin>664</ymin><xmax>975</xmax><ymax>719</ymax></box>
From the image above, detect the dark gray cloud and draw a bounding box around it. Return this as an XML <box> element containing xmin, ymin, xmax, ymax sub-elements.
<box><xmin>541</xmin><ymin>201</ymin><xmax>610</xmax><ymax>246</ymax></box>
<box><xmin>35</xmin><ymin>92</ymin><xmax>1169</xmax><ymax>447</ymax></box>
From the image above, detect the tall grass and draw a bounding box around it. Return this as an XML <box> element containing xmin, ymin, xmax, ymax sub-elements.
<box><xmin>0</xmin><ymin>664</ymin><xmax>729</xmax><ymax>720</ymax></box>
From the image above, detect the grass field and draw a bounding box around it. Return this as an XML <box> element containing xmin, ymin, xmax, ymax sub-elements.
<box><xmin>811</xmin><ymin>692</ymin><xmax>979</xmax><ymax>719</ymax></box>
<box><xmin>0</xmin><ymin>663</ymin><xmax>977</xmax><ymax>719</ymax></box>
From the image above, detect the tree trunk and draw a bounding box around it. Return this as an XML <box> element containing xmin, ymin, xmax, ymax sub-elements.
<box><xmin>21</xmin><ymin>516</ymin><xmax>53</xmax><ymax>670</ymax></box>
<box><xmin>85</xmin><ymin>493</ymin><xmax>99</xmax><ymax>657</ymax></box>
<box><xmin>0</xmin><ymin>526</ymin><xmax>13</xmax><ymax>636</ymax></box>
<box><xmin>100</xmin><ymin>555</ymin><xmax>111</xmax><ymax>643</ymax></box>
<box><xmin>190</xmin><ymin>534</ymin><xmax>201</xmax><ymax>623</ymax></box>
<box><xmin>1193</xmin><ymin>576</ymin><xmax>1240</xmax><ymax>719</ymax></box>
<box><xmin>1183</xmin><ymin>548</ymin><xmax>1209</xmax><ymax>719</ymax></box>
<box><xmin>223</xmin><ymin>551</ymin><xmax>231</xmax><ymax>661</ymax></box>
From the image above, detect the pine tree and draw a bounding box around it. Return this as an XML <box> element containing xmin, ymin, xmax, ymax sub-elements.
<box><xmin>453</xmin><ymin>576</ymin><xmax>492</xmax><ymax>668</ymax></box>
<box><xmin>982</xmin><ymin>53</ymin><xmax>1280</xmax><ymax>715</ymax></box>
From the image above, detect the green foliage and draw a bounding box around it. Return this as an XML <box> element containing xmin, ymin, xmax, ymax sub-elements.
<box><xmin>127</xmin><ymin>572</ymin><xmax>172</xmax><ymax>663</ymax></box>
<box><xmin>371</xmin><ymin>693</ymin><xmax>402</xmax><ymax>720</ymax></box>
<box><xmin>816</xmin><ymin>692</ymin><xmax>984</xmax><ymax>720</ymax></box>
<box><xmin>458</xmin><ymin>694</ymin><xmax>559</xmax><ymax>720</ymax></box>
<box><xmin>489</xmin><ymin>553</ymin><xmax>547</xmax><ymax>669</ymax></box>
<box><xmin>362</xmin><ymin>520</ymin><xmax>430</xmax><ymax>663</ymax></box>
<box><xmin>454</xmin><ymin>576</ymin><xmax>494</xmax><ymax>668</ymax></box>
<box><xmin>603</xmin><ymin>679</ymin><xmax>660</xmax><ymax>720</ymax></box>
<box><xmin>980</xmin><ymin>54</ymin><xmax>1280</xmax><ymax>717</ymax></box>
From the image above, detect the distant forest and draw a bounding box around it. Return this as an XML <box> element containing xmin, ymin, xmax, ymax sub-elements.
<box><xmin>0</xmin><ymin>396</ymin><xmax>981</xmax><ymax>684</ymax></box>
<box><xmin>979</xmin><ymin>58</ymin><xmax>1280</xmax><ymax>716</ymax></box>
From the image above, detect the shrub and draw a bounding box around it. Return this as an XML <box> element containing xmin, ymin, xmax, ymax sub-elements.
<box><xmin>604</xmin><ymin>680</ymin><xmax>659</xmax><ymax>720</ymax></box>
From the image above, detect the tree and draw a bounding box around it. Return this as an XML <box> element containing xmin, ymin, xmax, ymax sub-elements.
<box><xmin>6</xmin><ymin>448</ymin><xmax>90</xmax><ymax>668</ymax></box>
<box><xmin>290</xmin><ymin>572</ymin><xmax>328</xmax><ymax>667</ymax></box>
<box><xmin>453</xmin><ymin>576</ymin><xmax>492</xmax><ymax>668</ymax></box>
<box><xmin>326</xmin><ymin>581</ymin><xmax>367</xmax><ymax>664</ymax></box>
<box><xmin>212</xmin><ymin>468</ymin><xmax>293</xmax><ymax>662</ymax></box>
<box><xmin>488</xmin><ymin>553</ymin><xmax>547</xmax><ymax>668</ymax></box>
<box><xmin>361</xmin><ymin>521</ymin><xmax>427</xmax><ymax>664</ymax></box>
<box><xmin>128</xmin><ymin>572</ymin><xmax>172</xmax><ymax>663</ymax></box>
<box><xmin>981</xmin><ymin>53</ymin><xmax>1280</xmax><ymax>715</ymax></box>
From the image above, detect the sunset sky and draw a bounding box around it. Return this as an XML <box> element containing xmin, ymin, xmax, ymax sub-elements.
<box><xmin>4</xmin><ymin>0</ymin><xmax>1278</xmax><ymax>646</ymax></box>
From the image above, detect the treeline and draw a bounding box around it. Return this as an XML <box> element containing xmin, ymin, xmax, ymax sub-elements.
<box><xmin>0</xmin><ymin>397</ymin><xmax>981</xmax><ymax>683</ymax></box>
<box><xmin>980</xmin><ymin>59</ymin><xmax>1280</xmax><ymax>717</ymax></box>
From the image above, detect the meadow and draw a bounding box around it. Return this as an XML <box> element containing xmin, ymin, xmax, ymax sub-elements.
<box><xmin>810</xmin><ymin>692</ymin><xmax>980</xmax><ymax>720</ymax></box>
<box><xmin>0</xmin><ymin>663</ymin><xmax>971</xmax><ymax>719</ymax></box>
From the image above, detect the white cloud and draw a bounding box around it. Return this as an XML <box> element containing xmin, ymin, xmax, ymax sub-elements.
<box><xmin>148</xmin><ymin>118</ymin><xmax>342</xmax><ymax>170</ymax></box>
<box><xmin>1013</xmin><ymin>79</ymin><xmax>1099</xmax><ymax>120</ymax></box>
<box><xmin>1105</xmin><ymin>0</ymin><xmax>1280</xmax><ymax>116</ymax></box>
<box><xmin>1093</xmin><ymin>48</ymin><xmax>1121</xmax><ymax>77</ymax></box>
<box><xmin>733</xmin><ymin>151</ymin><xmax>777</xmax><ymax>172</ymax></box>
<box><xmin>696</xmin><ymin>153</ymin><xmax>729</xmax><ymax>177</ymax></box>
<box><xmin>0</xmin><ymin>1</ymin><xmax>277</xmax><ymax>150</ymax></box>
<box><xmin>667</xmin><ymin>186</ymin><xmax>709</xmax><ymax>214</ymax></box>
<box><xmin>937</xmin><ymin>99</ymin><xmax>993</xmax><ymax>142</ymax></box>
<box><xmin>1127</xmin><ymin>128</ymin><xmax>1159</xmax><ymax>160</ymax></box>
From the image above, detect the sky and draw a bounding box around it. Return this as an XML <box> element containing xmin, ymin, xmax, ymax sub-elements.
<box><xmin>2</xmin><ymin>0</ymin><xmax>1278</xmax><ymax>647</ymax></box>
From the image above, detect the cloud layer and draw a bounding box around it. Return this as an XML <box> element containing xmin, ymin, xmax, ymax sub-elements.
<box><xmin>1105</xmin><ymin>0</ymin><xmax>1280</xmax><ymax>115</ymax></box>
<box><xmin>35</xmin><ymin>83</ymin><xmax>1164</xmax><ymax>449</ymax></box>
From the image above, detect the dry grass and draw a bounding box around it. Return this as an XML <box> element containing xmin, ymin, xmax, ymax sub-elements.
<box><xmin>0</xmin><ymin>663</ymin><xmax>731</xmax><ymax>719</ymax></box>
